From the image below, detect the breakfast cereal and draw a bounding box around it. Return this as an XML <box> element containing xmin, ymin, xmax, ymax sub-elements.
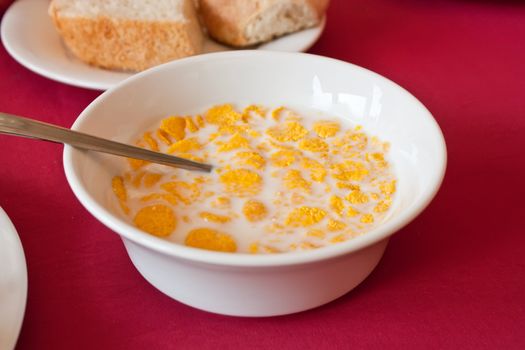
<box><xmin>111</xmin><ymin>104</ymin><xmax>396</xmax><ymax>254</ymax></box>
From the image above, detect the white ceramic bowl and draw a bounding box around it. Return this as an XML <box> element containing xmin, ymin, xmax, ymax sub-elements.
<box><xmin>63</xmin><ymin>51</ymin><xmax>446</xmax><ymax>317</ymax></box>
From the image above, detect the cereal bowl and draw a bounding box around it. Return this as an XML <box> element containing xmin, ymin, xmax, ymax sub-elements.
<box><xmin>63</xmin><ymin>51</ymin><xmax>446</xmax><ymax>317</ymax></box>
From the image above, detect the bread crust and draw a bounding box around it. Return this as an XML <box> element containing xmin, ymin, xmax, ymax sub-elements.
<box><xmin>199</xmin><ymin>0</ymin><xmax>329</xmax><ymax>47</ymax></box>
<box><xmin>49</xmin><ymin>1</ymin><xmax>203</xmax><ymax>71</ymax></box>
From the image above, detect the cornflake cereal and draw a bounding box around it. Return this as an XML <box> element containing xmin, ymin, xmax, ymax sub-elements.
<box><xmin>111</xmin><ymin>104</ymin><xmax>397</xmax><ymax>254</ymax></box>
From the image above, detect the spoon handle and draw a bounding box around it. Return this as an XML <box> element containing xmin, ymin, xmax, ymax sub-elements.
<box><xmin>0</xmin><ymin>112</ymin><xmax>212</xmax><ymax>172</ymax></box>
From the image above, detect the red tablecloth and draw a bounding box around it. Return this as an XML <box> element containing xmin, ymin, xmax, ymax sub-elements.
<box><xmin>1</xmin><ymin>0</ymin><xmax>524</xmax><ymax>349</ymax></box>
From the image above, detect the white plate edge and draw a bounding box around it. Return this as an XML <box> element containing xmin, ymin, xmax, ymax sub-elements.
<box><xmin>0</xmin><ymin>206</ymin><xmax>28</xmax><ymax>350</ymax></box>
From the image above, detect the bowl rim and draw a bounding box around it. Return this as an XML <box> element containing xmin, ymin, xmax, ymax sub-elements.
<box><xmin>63</xmin><ymin>50</ymin><xmax>447</xmax><ymax>267</ymax></box>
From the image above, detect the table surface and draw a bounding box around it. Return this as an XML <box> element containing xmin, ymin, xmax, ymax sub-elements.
<box><xmin>1</xmin><ymin>0</ymin><xmax>525</xmax><ymax>349</ymax></box>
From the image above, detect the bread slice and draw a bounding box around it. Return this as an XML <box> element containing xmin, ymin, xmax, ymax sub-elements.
<box><xmin>49</xmin><ymin>0</ymin><xmax>204</xmax><ymax>72</ymax></box>
<box><xmin>198</xmin><ymin>0</ymin><xmax>329</xmax><ymax>47</ymax></box>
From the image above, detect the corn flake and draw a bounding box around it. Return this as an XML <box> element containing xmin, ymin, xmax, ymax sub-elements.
<box><xmin>283</xmin><ymin>170</ymin><xmax>311</xmax><ymax>192</ymax></box>
<box><xmin>156</xmin><ymin>129</ymin><xmax>172</xmax><ymax>146</ymax></box>
<box><xmin>199</xmin><ymin>212</ymin><xmax>231</xmax><ymax>223</ymax></box>
<box><xmin>177</xmin><ymin>153</ymin><xmax>205</xmax><ymax>163</ymax></box>
<box><xmin>307</xmin><ymin>229</ymin><xmax>326</xmax><ymax>239</ymax></box>
<box><xmin>143</xmin><ymin>173</ymin><xmax>163</xmax><ymax>188</ymax></box>
<box><xmin>266</xmin><ymin>121</ymin><xmax>308</xmax><ymax>142</ymax></box>
<box><xmin>313</xmin><ymin>121</ymin><xmax>340</xmax><ymax>138</ymax></box>
<box><xmin>374</xmin><ymin>199</ymin><xmax>392</xmax><ymax>213</ymax></box>
<box><xmin>300</xmin><ymin>157</ymin><xmax>326</xmax><ymax>182</ymax></box>
<box><xmin>127</xmin><ymin>158</ymin><xmax>148</xmax><ymax>170</ymax></box>
<box><xmin>270</xmin><ymin>149</ymin><xmax>299</xmax><ymax>167</ymax></box>
<box><xmin>217</xmin><ymin>133</ymin><xmax>250</xmax><ymax>152</ymax></box>
<box><xmin>195</xmin><ymin>115</ymin><xmax>205</xmax><ymax>127</ymax></box>
<box><xmin>285</xmin><ymin>207</ymin><xmax>327</xmax><ymax>227</ymax></box>
<box><xmin>160</xmin><ymin>116</ymin><xmax>186</xmax><ymax>141</ymax></box>
<box><xmin>185</xmin><ymin>116</ymin><xmax>199</xmax><ymax>133</ymax></box>
<box><xmin>112</xmin><ymin>176</ymin><xmax>129</xmax><ymax>214</ymax></box>
<box><xmin>161</xmin><ymin>181</ymin><xmax>200</xmax><ymax>205</ymax></box>
<box><xmin>379</xmin><ymin>180</ymin><xmax>396</xmax><ymax>195</ymax></box>
<box><xmin>330</xmin><ymin>195</ymin><xmax>345</xmax><ymax>216</ymax></box>
<box><xmin>112</xmin><ymin>176</ymin><xmax>127</xmax><ymax>202</ymax></box>
<box><xmin>346</xmin><ymin>190</ymin><xmax>370</xmax><ymax>205</ymax></box>
<box><xmin>347</xmin><ymin>206</ymin><xmax>360</xmax><ymax>217</ymax></box>
<box><xmin>235</xmin><ymin>151</ymin><xmax>266</xmax><ymax>169</ymax></box>
<box><xmin>167</xmin><ymin>137</ymin><xmax>202</xmax><ymax>154</ymax></box>
<box><xmin>140</xmin><ymin>193</ymin><xmax>178</xmax><ymax>205</ymax></box>
<box><xmin>331</xmin><ymin>161</ymin><xmax>369</xmax><ymax>181</ymax></box>
<box><xmin>298</xmin><ymin>138</ymin><xmax>329</xmax><ymax>152</ymax></box>
<box><xmin>134</xmin><ymin>205</ymin><xmax>176</xmax><ymax>237</ymax></box>
<box><xmin>360</xmin><ymin>214</ymin><xmax>374</xmax><ymax>224</ymax></box>
<box><xmin>143</xmin><ymin>132</ymin><xmax>159</xmax><ymax>151</ymax></box>
<box><xmin>327</xmin><ymin>219</ymin><xmax>347</xmax><ymax>231</ymax></box>
<box><xmin>185</xmin><ymin>228</ymin><xmax>237</xmax><ymax>252</ymax></box>
<box><xmin>220</xmin><ymin>169</ymin><xmax>262</xmax><ymax>196</ymax></box>
<box><xmin>242</xmin><ymin>105</ymin><xmax>265</xmax><ymax>121</ymax></box>
<box><xmin>243</xmin><ymin>200</ymin><xmax>268</xmax><ymax>222</ymax></box>
<box><xmin>211</xmin><ymin>196</ymin><xmax>231</xmax><ymax>209</ymax></box>
<box><xmin>205</xmin><ymin>104</ymin><xmax>242</xmax><ymax>125</ymax></box>
<box><xmin>330</xmin><ymin>234</ymin><xmax>349</xmax><ymax>243</ymax></box>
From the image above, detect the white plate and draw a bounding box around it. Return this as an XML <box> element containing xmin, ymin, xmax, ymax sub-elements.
<box><xmin>0</xmin><ymin>207</ymin><xmax>27</xmax><ymax>350</ymax></box>
<box><xmin>0</xmin><ymin>0</ymin><xmax>326</xmax><ymax>90</ymax></box>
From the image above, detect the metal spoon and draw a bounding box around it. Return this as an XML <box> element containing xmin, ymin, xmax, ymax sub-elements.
<box><xmin>0</xmin><ymin>112</ymin><xmax>212</xmax><ymax>173</ymax></box>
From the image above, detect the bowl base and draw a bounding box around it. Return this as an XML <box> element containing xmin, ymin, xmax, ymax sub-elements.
<box><xmin>123</xmin><ymin>238</ymin><xmax>389</xmax><ymax>317</ymax></box>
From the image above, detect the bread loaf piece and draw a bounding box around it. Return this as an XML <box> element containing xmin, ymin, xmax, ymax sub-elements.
<box><xmin>49</xmin><ymin>0</ymin><xmax>204</xmax><ymax>71</ymax></box>
<box><xmin>198</xmin><ymin>0</ymin><xmax>329</xmax><ymax>47</ymax></box>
